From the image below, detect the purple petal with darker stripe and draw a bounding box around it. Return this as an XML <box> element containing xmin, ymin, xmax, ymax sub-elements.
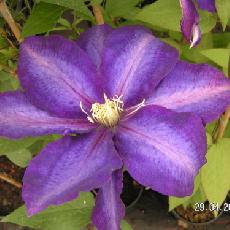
<box><xmin>101</xmin><ymin>25</ymin><xmax>178</xmax><ymax>107</ymax></box>
<box><xmin>0</xmin><ymin>91</ymin><xmax>95</xmax><ymax>139</ymax></box>
<box><xmin>23</xmin><ymin>129</ymin><xmax>122</xmax><ymax>216</ymax></box>
<box><xmin>147</xmin><ymin>61</ymin><xmax>230</xmax><ymax>123</ymax></box>
<box><xmin>115</xmin><ymin>105</ymin><xmax>206</xmax><ymax>196</ymax></box>
<box><xmin>18</xmin><ymin>35</ymin><xmax>102</xmax><ymax>119</ymax></box>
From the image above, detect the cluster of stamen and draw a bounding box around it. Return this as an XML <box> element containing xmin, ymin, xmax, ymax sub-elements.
<box><xmin>80</xmin><ymin>94</ymin><xmax>145</xmax><ymax>128</ymax></box>
<box><xmin>80</xmin><ymin>94</ymin><xmax>124</xmax><ymax>127</ymax></box>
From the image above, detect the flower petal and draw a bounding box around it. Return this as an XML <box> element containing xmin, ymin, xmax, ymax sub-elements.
<box><xmin>197</xmin><ymin>0</ymin><xmax>216</xmax><ymax>12</ymax></box>
<box><xmin>0</xmin><ymin>91</ymin><xmax>95</xmax><ymax>139</ymax></box>
<box><xmin>115</xmin><ymin>105</ymin><xmax>206</xmax><ymax>196</ymax></box>
<box><xmin>18</xmin><ymin>35</ymin><xmax>101</xmax><ymax>118</ymax></box>
<box><xmin>101</xmin><ymin>25</ymin><xmax>178</xmax><ymax>107</ymax></box>
<box><xmin>147</xmin><ymin>61</ymin><xmax>230</xmax><ymax>123</ymax></box>
<box><xmin>92</xmin><ymin>170</ymin><xmax>125</xmax><ymax>230</ymax></box>
<box><xmin>77</xmin><ymin>24</ymin><xmax>113</xmax><ymax>68</ymax></box>
<box><xmin>180</xmin><ymin>0</ymin><xmax>201</xmax><ymax>47</ymax></box>
<box><xmin>23</xmin><ymin>129</ymin><xmax>122</xmax><ymax>216</ymax></box>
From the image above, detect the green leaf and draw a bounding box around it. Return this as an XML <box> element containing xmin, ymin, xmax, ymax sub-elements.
<box><xmin>213</xmin><ymin>32</ymin><xmax>230</xmax><ymax>48</ymax></box>
<box><xmin>0</xmin><ymin>36</ymin><xmax>9</xmax><ymax>49</ymax></box>
<box><xmin>169</xmin><ymin>195</ymin><xmax>190</xmax><ymax>211</ymax></box>
<box><xmin>121</xmin><ymin>220</ymin><xmax>133</xmax><ymax>230</ymax></box>
<box><xmin>4</xmin><ymin>149</ymin><xmax>32</xmax><ymax>168</ymax></box>
<box><xmin>206</xmin><ymin>132</ymin><xmax>213</xmax><ymax>148</ymax></box>
<box><xmin>2</xmin><ymin>192</ymin><xmax>94</xmax><ymax>230</ymax></box>
<box><xmin>41</xmin><ymin>0</ymin><xmax>94</xmax><ymax>20</ymax></box>
<box><xmin>199</xmin><ymin>10</ymin><xmax>217</xmax><ymax>34</ymax></box>
<box><xmin>105</xmin><ymin>0</ymin><xmax>140</xmax><ymax>18</ymax></box>
<box><xmin>206</xmin><ymin>121</ymin><xmax>230</xmax><ymax>139</ymax></box>
<box><xmin>224</xmin><ymin>122</ymin><xmax>230</xmax><ymax>138</ymax></box>
<box><xmin>91</xmin><ymin>0</ymin><xmax>102</xmax><ymax>4</ymax></box>
<box><xmin>161</xmin><ymin>38</ymin><xmax>181</xmax><ymax>53</ymax></box>
<box><xmin>0</xmin><ymin>47</ymin><xmax>18</xmax><ymax>66</ymax></box>
<box><xmin>168</xmin><ymin>31</ymin><xmax>182</xmax><ymax>42</ymax></box>
<box><xmin>28</xmin><ymin>135</ymin><xmax>61</xmax><ymax>157</ymax></box>
<box><xmin>58</xmin><ymin>18</ymin><xmax>71</xmax><ymax>28</ymax></box>
<box><xmin>0</xmin><ymin>71</ymin><xmax>19</xmax><ymax>92</ymax></box>
<box><xmin>0</xmin><ymin>71</ymin><xmax>12</xmax><ymax>81</ymax></box>
<box><xmin>135</xmin><ymin>0</ymin><xmax>181</xmax><ymax>31</ymax></box>
<box><xmin>0</xmin><ymin>17</ymin><xmax>5</xmax><ymax>27</ymax></box>
<box><xmin>0</xmin><ymin>79</ymin><xmax>13</xmax><ymax>92</ymax></box>
<box><xmin>200</xmin><ymin>48</ymin><xmax>230</xmax><ymax>69</ymax></box>
<box><xmin>206</xmin><ymin>121</ymin><xmax>216</xmax><ymax>134</ymax></box>
<box><xmin>188</xmin><ymin>185</ymin><xmax>207</xmax><ymax>207</ymax></box>
<box><xmin>22</xmin><ymin>2</ymin><xmax>64</xmax><ymax>37</ymax></box>
<box><xmin>216</xmin><ymin>0</ymin><xmax>230</xmax><ymax>30</ymax></box>
<box><xmin>0</xmin><ymin>137</ymin><xmax>37</xmax><ymax>167</ymax></box>
<box><xmin>181</xmin><ymin>33</ymin><xmax>213</xmax><ymax>63</ymax></box>
<box><xmin>0</xmin><ymin>137</ymin><xmax>36</xmax><ymax>153</ymax></box>
<box><xmin>201</xmin><ymin>138</ymin><xmax>230</xmax><ymax>206</ymax></box>
<box><xmin>168</xmin><ymin>174</ymin><xmax>201</xmax><ymax>211</ymax></box>
<box><xmin>0</xmin><ymin>47</ymin><xmax>18</xmax><ymax>59</ymax></box>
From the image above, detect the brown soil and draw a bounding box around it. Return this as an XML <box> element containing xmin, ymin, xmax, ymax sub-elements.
<box><xmin>175</xmin><ymin>202</ymin><xmax>216</xmax><ymax>224</ymax></box>
<box><xmin>0</xmin><ymin>156</ymin><xmax>24</xmax><ymax>216</ymax></box>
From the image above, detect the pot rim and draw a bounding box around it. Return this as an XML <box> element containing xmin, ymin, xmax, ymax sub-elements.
<box><xmin>126</xmin><ymin>186</ymin><xmax>144</xmax><ymax>211</ymax></box>
<box><xmin>171</xmin><ymin>205</ymin><xmax>224</xmax><ymax>226</ymax></box>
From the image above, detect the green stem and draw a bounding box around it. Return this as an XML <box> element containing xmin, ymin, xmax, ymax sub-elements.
<box><xmin>213</xmin><ymin>55</ymin><xmax>230</xmax><ymax>143</ymax></box>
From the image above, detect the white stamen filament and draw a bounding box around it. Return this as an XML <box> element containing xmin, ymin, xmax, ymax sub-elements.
<box><xmin>125</xmin><ymin>99</ymin><xmax>146</xmax><ymax>117</ymax></box>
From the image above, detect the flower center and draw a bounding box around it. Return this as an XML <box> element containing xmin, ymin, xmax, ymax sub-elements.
<box><xmin>80</xmin><ymin>94</ymin><xmax>124</xmax><ymax>127</ymax></box>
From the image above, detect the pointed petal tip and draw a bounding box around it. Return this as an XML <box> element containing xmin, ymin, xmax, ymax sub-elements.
<box><xmin>189</xmin><ymin>24</ymin><xmax>201</xmax><ymax>48</ymax></box>
<box><xmin>148</xmin><ymin>61</ymin><xmax>230</xmax><ymax>124</ymax></box>
<box><xmin>25</xmin><ymin>200</ymin><xmax>56</xmax><ymax>217</ymax></box>
<box><xmin>26</xmin><ymin>204</ymin><xmax>42</xmax><ymax>217</ymax></box>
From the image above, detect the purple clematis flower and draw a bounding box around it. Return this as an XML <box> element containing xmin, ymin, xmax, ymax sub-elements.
<box><xmin>180</xmin><ymin>0</ymin><xmax>216</xmax><ymax>47</ymax></box>
<box><xmin>0</xmin><ymin>24</ymin><xmax>230</xmax><ymax>230</ymax></box>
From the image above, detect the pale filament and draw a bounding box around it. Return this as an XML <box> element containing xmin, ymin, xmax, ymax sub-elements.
<box><xmin>125</xmin><ymin>99</ymin><xmax>146</xmax><ymax>117</ymax></box>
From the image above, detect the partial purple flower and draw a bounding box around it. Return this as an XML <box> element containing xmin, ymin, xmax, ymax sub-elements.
<box><xmin>179</xmin><ymin>0</ymin><xmax>216</xmax><ymax>47</ymax></box>
<box><xmin>197</xmin><ymin>0</ymin><xmax>216</xmax><ymax>12</ymax></box>
<box><xmin>0</xmin><ymin>24</ymin><xmax>230</xmax><ymax>230</ymax></box>
<box><xmin>180</xmin><ymin>0</ymin><xmax>201</xmax><ymax>47</ymax></box>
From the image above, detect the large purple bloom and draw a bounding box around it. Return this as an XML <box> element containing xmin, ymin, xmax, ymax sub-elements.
<box><xmin>180</xmin><ymin>0</ymin><xmax>216</xmax><ymax>47</ymax></box>
<box><xmin>0</xmin><ymin>25</ymin><xmax>230</xmax><ymax>230</ymax></box>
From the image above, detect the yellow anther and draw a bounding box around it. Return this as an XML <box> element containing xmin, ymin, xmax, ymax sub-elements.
<box><xmin>81</xmin><ymin>94</ymin><xmax>124</xmax><ymax>127</ymax></box>
<box><xmin>80</xmin><ymin>94</ymin><xmax>145</xmax><ymax>127</ymax></box>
